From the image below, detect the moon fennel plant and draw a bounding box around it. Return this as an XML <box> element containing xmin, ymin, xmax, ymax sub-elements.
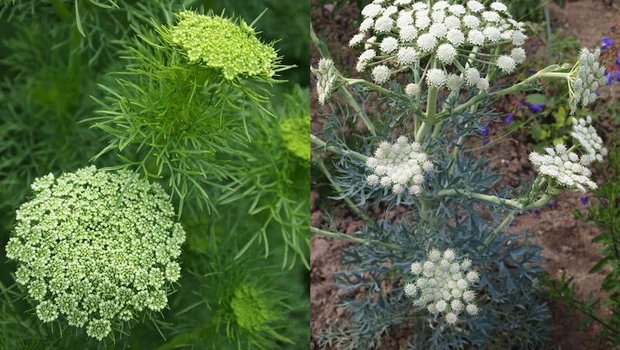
<box><xmin>312</xmin><ymin>0</ymin><xmax>608</xmax><ymax>348</ymax></box>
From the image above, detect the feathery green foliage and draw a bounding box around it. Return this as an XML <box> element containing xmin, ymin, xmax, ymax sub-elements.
<box><xmin>0</xmin><ymin>0</ymin><xmax>309</xmax><ymax>348</ymax></box>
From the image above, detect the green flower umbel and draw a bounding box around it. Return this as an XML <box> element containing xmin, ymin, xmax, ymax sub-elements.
<box><xmin>5</xmin><ymin>166</ymin><xmax>186</xmax><ymax>340</ymax></box>
<box><xmin>168</xmin><ymin>11</ymin><xmax>278</xmax><ymax>80</ymax></box>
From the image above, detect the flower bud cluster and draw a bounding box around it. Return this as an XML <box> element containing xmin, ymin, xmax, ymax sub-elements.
<box><xmin>350</xmin><ymin>1</ymin><xmax>526</xmax><ymax>91</ymax></box>
<box><xmin>5</xmin><ymin>166</ymin><xmax>186</xmax><ymax>340</ymax></box>
<box><xmin>571</xmin><ymin>116</ymin><xmax>608</xmax><ymax>161</ymax></box>
<box><xmin>365</xmin><ymin>136</ymin><xmax>433</xmax><ymax>195</ymax></box>
<box><xmin>312</xmin><ymin>58</ymin><xmax>341</xmax><ymax>105</ymax></box>
<box><xmin>404</xmin><ymin>249</ymin><xmax>480</xmax><ymax>324</ymax></box>
<box><xmin>569</xmin><ymin>48</ymin><xmax>607</xmax><ymax>113</ymax></box>
<box><xmin>168</xmin><ymin>11</ymin><xmax>277</xmax><ymax>80</ymax></box>
<box><xmin>529</xmin><ymin>144</ymin><xmax>597</xmax><ymax>192</ymax></box>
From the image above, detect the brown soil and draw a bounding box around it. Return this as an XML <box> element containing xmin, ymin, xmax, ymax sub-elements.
<box><xmin>311</xmin><ymin>1</ymin><xmax>620</xmax><ymax>349</ymax></box>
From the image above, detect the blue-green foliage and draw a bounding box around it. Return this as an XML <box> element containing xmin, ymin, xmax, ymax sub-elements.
<box><xmin>315</xmin><ymin>77</ymin><xmax>551</xmax><ymax>350</ymax></box>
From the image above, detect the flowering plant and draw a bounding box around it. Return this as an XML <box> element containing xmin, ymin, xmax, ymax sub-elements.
<box><xmin>312</xmin><ymin>0</ymin><xmax>609</xmax><ymax>348</ymax></box>
<box><xmin>0</xmin><ymin>1</ymin><xmax>309</xmax><ymax>348</ymax></box>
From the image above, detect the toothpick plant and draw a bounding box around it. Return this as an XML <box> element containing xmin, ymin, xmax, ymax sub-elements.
<box><xmin>312</xmin><ymin>1</ymin><xmax>609</xmax><ymax>348</ymax></box>
<box><xmin>0</xmin><ymin>1</ymin><xmax>309</xmax><ymax>348</ymax></box>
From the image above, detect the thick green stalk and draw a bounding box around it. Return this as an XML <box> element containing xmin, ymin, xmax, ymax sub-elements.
<box><xmin>415</xmin><ymin>87</ymin><xmax>438</xmax><ymax>142</ymax></box>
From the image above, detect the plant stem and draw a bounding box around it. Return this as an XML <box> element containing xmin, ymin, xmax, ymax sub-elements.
<box><xmin>416</xmin><ymin>87</ymin><xmax>438</xmax><ymax>142</ymax></box>
<box><xmin>311</xmin><ymin>134</ymin><xmax>369</xmax><ymax>162</ymax></box>
<box><xmin>338</xmin><ymin>87</ymin><xmax>377</xmax><ymax>137</ymax></box>
<box><xmin>436</xmin><ymin>189</ymin><xmax>524</xmax><ymax>209</ymax></box>
<box><xmin>316</xmin><ymin>158</ymin><xmax>371</xmax><ymax>222</ymax></box>
<box><xmin>311</xmin><ymin>227</ymin><xmax>402</xmax><ymax>251</ymax></box>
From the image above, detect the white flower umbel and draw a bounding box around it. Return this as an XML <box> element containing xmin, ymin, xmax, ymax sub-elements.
<box><xmin>404</xmin><ymin>249</ymin><xmax>480</xmax><ymax>324</ymax></box>
<box><xmin>571</xmin><ymin>116</ymin><xmax>608</xmax><ymax>162</ymax></box>
<box><xmin>312</xmin><ymin>58</ymin><xmax>341</xmax><ymax>105</ymax></box>
<box><xmin>365</xmin><ymin>136</ymin><xmax>433</xmax><ymax>196</ymax></box>
<box><xmin>350</xmin><ymin>0</ymin><xmax>526</xmax><ymax>91</ymax></box>
<box><xmin>529</xmin><ymin>144</ymin><xmax>598</xmax><ymax>192</ymax></box>
<box><xmin>5</xmin><ymin>167</ymin><xmax>185</xmax><ymax>340</ymax></box>
<box><xmin>568</xmin><ymin>48</ymin><xmax>607</xmax><ymax>113</ymax></box>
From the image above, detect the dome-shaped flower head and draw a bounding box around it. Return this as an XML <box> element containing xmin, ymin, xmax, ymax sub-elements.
<box><xmin>167</xmin><ymin>11</ymin><xmax>279</xmax><ymax>80</ymax></box>
<box><xmin>570</xmin><ymin>116</ymin><xmax>608</xmax><ymax>161</ymax></box>
<box><xmin>348</xmin><ymin>0</ymin><xmax>526</xmax><ymax>93</ymax></box>
<box><xmin>312</xmin><ymin>58</ymin><xmax>342</xmax><ymax>105</ymax></box>
<box><xmin>6</xmin><ymin>167</ymin><xmax>186</xmax><ymax>340</ymax></box>
<box><xmin>529</xmin><ymin>144</ymin><xmax>598</xmax><ymax>192</ymax></box>
<box><xmin>403</xmin><ymin>249</ymin><xmax>480</xmax><ymax>324</ymax></box>
<box><xmin>568</xmin><ymin>48</ymin><xmax>607</xmax><ymax>113</ymax></box>
<box><xmin>365</xmin><ymin>136</ymin><xmax>433</xmax><ymax>196</ymax></box>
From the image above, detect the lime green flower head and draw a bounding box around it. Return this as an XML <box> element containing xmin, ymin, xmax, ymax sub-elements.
<box><xmin>168</xmin><ymin>10</ymin><xmax>278</xmax><ymax>80</ymax></box>
<box><xmin>5</xmin><ymin>166</ymin><xmax>186</xmax><ymax>340</ymax></box>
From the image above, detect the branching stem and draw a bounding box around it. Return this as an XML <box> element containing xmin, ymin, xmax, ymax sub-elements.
<box><xmin>311</xmin><ymin>227</ymin><xmax>402</xmax><ymax>251</ymax></box>
<box><xmin>311</xmin><ymin>134</ymin><xmax>369</xmax><ymax>162</ymax></box>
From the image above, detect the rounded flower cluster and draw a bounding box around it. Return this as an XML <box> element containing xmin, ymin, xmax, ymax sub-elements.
<box><xmin>168</xmin><ymin>11</ymin><xmax>278</xmax><ymax>80</ymax></box>
<box><xmin>5</xmin><ymin>167</ymin><xmax>186</xmax><ymax>340</ymax></box>
<box><xmin>571</xmin><ymin>116</ymin><xmax>608</xmax><ymax>161</ymax></box>
<box><xmin>312</xmin><ymin>58</ymin><xmax>341</xmax><ymax>105</ymax></box>
<box><xmin>568</xmin><ymin>48</ymin><xmax>606</xmax><ymax>113</ymax></box>
<box><xmin>529</xmin><ymin>144</ymin><xmax>597</xmax><ymax>192</ymax></box>
<box><xmin>404</xmin><ymin>249</ymin><xmax>480</xmax><ymax>324</ymax></box>
<box><xmin>365</xmin><ymin>136</ymin><xmax>433</xmax><ymax>195</ymax></box>
<box><xmin>350</xmin><ymin>0</ymin><xmax>526</xmax><ymax>90</ymax></box>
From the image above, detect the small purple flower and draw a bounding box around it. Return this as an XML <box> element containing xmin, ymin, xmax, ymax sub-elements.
<box><xmin>546</xmin><ymin>201</ymin><xmax>557</xmax><ymax>209</ymax></box>
<box><xmin>527</xmin><ymin>103</ymin><xmax>545</xmax><ymax>113</ymax></box>
<box><xmin>607</xmin><ymin>71</ymin><xmax>614</xmax><ymax>86</ymax></box>
<box><xmin>602</xmin><ymin>36</ymin><xmax>615</xmax><ymax>50</ymax></box>
<box><xmin>528</xmin><ymin>69</ymin><xmax>538</xmax><ymax>75</ymax></box>
<box><xmin>534</xmin><ymin>208</ymin><xmax>542</xmax><ymax>216</ymax></box>
<box><xmin>480</xmin><ymin>125</ymin><xmax>490</xmax><ymax>137</ymax></box>
<box><xmin>579</xmin><ymin>195</ymin><xmax>589</xmax><ymax>206</ymax></box>
<box><xmin>616</xmin><ymin>70</ymin><xmax>620</xmax><ymax>82</ymax></box>
<box><xmin>616</xmin><ymin>53</ymin><xmax>620</xmax><ymax>66</ymax></box>
<box><xmin>505</xmin><ymin>113</ymin><xmax>514</xmax><ymax>125</ymax></box>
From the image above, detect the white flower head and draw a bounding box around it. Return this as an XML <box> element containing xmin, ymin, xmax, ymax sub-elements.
<box><xmin>569</xmin><ymin>48</ymin><xmax>606</xmax><ymax>113</ymax></box>
<box><xmin>529</xmin><ymin>144</ymin><xmax>598</xmax><ymax>192</ymax></box>
<box><xmin>571</xmin><ymin>116</ymin><xmax>608</xmax><ymax>161</ymax></box>
<box><xmin>397</xmin><ymin>47</ymin><xmax>418</xmax><ymax>65</ymax></box>
<box><xmin>426</xmin><ymin>68</ymin><xmax>447</xmax><ymax>88</ymax></box>
<box><xmin>362</xmin><ymin>4</ymin><xmax>383</xmax><ymax>18</ymax></box>
<box><xmin>405</xmin><ymin>82</ymin><xmax>420</xmax><ymax>96</ymax></box>
<box><xmin>312</xmin><ymin>58</ymin><xmax>341</xmax><ymax>105</ymax></box>
<box><xmin>437</xmin><ymin>43</ymin><xmax>457</xmax><ymax>64</ymax></box>
<box><xmin>366</xmin><ymin>137</ymin><xmax>433</xmax><ymax>196</ymax></box>
<box><xmin>349</xmin><ymin>0</ymin><xmax>527</xmax><ymax>90</ymax></box>
<box><xmin>417</xmin><ymin>33</ymin><xmax>437</xmax><ymax>52</ymax></box>
<box><xmin>400</xmin><ymin>25</ymin><xmax>418</xmax><ymax>41</ymax></box>
<box><xmin>374</xmin><ymin>16</ymin><xmax>394</xmax><ymax>33</ymax></box>
<box><xmin>380</xmin><ymin>37</ymin><xmax>400</xmax><ymax>54</ymax></box>
<box><xmin>405</xmin><ymin>249</ymin><xmax>479</xmax><ymax>325</ymax></box>
<box><xmin>496</xmin><ymin>55</ymin><xmax>516</xmax><ymax>73</ymax></box>
<box><xmin>372</xmin><ymin>65</ymin><xmax>391</xmax><ymax>84</ymax></box>
<box><xmin>349</xmin><ymin>33</ymin><xmax>365</xmax><ymax>47</ymax></box>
